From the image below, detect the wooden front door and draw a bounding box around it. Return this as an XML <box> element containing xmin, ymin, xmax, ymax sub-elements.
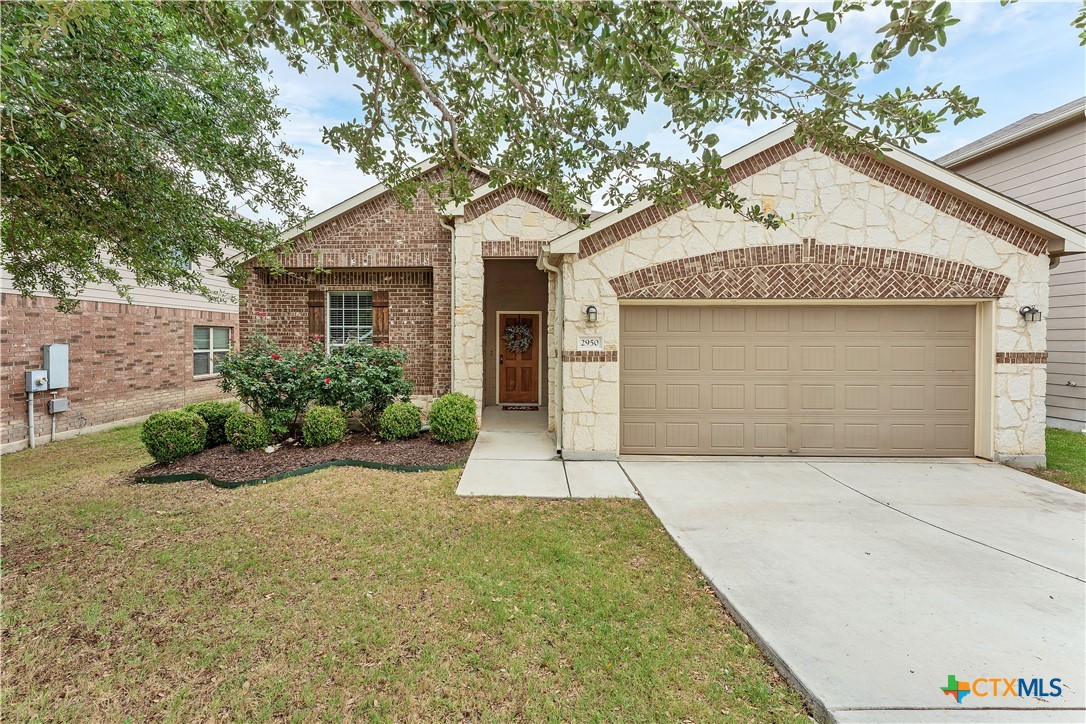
<box><xmin>498</xmin><ymin>312</ymin><xmax>539</xmax><ymax>404</ymax></box>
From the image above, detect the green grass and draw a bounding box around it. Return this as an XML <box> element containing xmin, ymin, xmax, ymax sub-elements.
<box><xmin>1030</xmin><ymin>427</ymin><xmax>1086</xmax><ymax>493</ymax></box>
<box><xmin>1</xmin><ymin>425</ymin><xmax>807</xmax><ymax>721</ymax></box>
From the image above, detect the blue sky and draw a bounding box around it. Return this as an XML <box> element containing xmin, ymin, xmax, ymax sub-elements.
<box><xmin>263</xmin><ymin>1</ymin><xmax>1086</xmax><ymax>214</ymax></box>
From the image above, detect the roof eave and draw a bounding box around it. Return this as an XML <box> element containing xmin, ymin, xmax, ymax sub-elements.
<box><xmin>939</xmin><ymin>102</ymin><xmax>1086</xmax><ymax>168</ymax></box>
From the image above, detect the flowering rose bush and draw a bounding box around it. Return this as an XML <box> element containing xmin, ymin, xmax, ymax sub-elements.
<box><xmin>218</xmin><ymin>334</ymin><xmax>323</xmax><ymax>436</ymax></box>
<box><xmin>313</xmin><ymin>340</ymin><xmax>413</xmax><ymax>428</ymax></box>
<box><xmin>218</xmin><ymin>334</ymin><xmax>412</xmax><ymax>435</ymax></box>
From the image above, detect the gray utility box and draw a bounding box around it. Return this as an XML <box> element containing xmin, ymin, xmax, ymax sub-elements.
<box><xmin>25</xmin><ymin>370</ymin><xmax>48</xmax><ymax>392</ymax></box>
<box><xmin>43</xmin><ymin>343</ymin><xmax>69</xmax><ymax>389</ymax></box>
<box><xmin>48</xmin><ymin>398</ymin><xmax>69</xmax><ymax>414</ymax></box>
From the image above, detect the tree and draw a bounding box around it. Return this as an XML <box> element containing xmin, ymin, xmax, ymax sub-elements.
<box><xmin>188</xmin><ymin>0</ymin><xmax>1013</xmax><ymax>221</ymax></box>
<box><xmin>1</xmin><ymin>1</ymin><xmax>305</xmax><ymax>310</ymax></box>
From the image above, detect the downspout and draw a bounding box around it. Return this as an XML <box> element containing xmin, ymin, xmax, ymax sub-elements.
<box><xmin>440</xmin><ymin>215</ymin><xmax>457</xmax><ymax>394</ymax></box>
<box><xmin>537</xmin><ymin>245</ymin><xmax>563</xmax><ymax>454</ymax></box>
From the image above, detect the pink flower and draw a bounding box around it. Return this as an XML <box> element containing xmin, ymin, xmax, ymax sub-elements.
<box><xmin>256</xmin><ymin>311</ymin><xmax>267</xmax><ymax>318</ymax></box>
<box><xmin>270</xmin><ymin>353</ymin><xmax>282</xmax><ymax>360</ymax></box>
<box><xmin>324</xmin><ymin>377</ymin><xmax>331</xmax><ymax>384</ymax></box>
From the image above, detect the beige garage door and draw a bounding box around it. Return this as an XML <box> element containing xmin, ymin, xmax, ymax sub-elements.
<box><xmin>620</xmin><ymin>305</ymin><xmax>975</xmax><ymax>456</ymax></box>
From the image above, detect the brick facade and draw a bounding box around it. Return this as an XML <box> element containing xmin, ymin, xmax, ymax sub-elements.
<box><xmin>608</xmin><ymin>239</ymin><xmax>1011</xmax><ymax>300</ymax></box>
<box><xmin>561</xmin><ymin>350</ymin><xmax>618</xmax><ymax>362</ymax></box>
<box><xmin>996</xmin><ymin>352</ymin><xmax>1049</xmax><ymax>364</ymax></box>
<box><xmin>481</xmin><ymin>236</ymin><xmax>544</xmax><ymax>258</ymax></box>
<box><xmin>244</xmin><ymin>269</ymin><xmax>435</xmax><ymax>392</ymax></box>
<box><xmin>1</xmin><ymin>294</ymin><xmax>237</xmax><ymax>449</ymax></box>
<box><xmin>241</xmin><ymin>172</ymin><xmax>488</xmax><ymax>397</ymax></box>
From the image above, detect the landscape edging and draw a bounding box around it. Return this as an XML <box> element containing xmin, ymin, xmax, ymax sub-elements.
<box><xmin>135</xmin><ymin>457</ymin><xmax>467</xmax><ymax>489</ymax></box>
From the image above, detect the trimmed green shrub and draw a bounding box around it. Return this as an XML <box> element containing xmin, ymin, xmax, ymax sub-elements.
<box><xmin>379</xmin><ymin>401</ymin><xmax>422</xmax><ymax>441</ymax></box>
<box><xmin>184</xmin><ymin>400</ymin><xmax>240</xmax><ymax>446</ymax></box>
<box><xmin>428</xmin><ymin>392</ymin><xmax>477</xmax><ymax>443</ymax></box>
<box><xmin>141</xmin><ymin>410</ymin><xmax>208</xmax><ymax>464</ymax></box>
<box><xmin>225</xmin><ymin>412</ymin><xmax>271</xmax><ymax>452</ymax></box>
<box><xmin>302</xmin><ymin>405</ymin><xmax>347</xmax><ymax>447</ymax></box>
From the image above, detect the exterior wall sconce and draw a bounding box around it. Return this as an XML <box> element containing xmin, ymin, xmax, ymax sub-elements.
<box><xmin>585</xmin><ymin>305</ymin><xmax>598</xmax><ymax>324</ymax></box>
<box><xmin>1019</xmin><ymin>305</ymin><xmax>1042</xmax><ymax>322</ymax></box>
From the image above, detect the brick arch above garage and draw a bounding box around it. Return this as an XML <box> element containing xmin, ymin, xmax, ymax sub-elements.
<box><xmin>607</xmin><ymin>239</ymin><xmax>1010</xmax><ymax>300</ymax></box>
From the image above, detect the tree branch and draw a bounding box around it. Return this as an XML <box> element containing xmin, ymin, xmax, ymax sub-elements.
<box><xmin>344</xmin><ymin>0</ymin><xmax>471</xmax><ymax>164</ymax></box>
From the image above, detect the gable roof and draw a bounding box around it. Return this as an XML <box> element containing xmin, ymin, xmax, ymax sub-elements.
<box><xmin>546</xmin><ymin>124</ymin><xmax>1086</xmax><ymax>257</ymax></box>
<box><xmin>938</xmin><ymin>97</ymin><xmax>1086</xmax><ymax>168</ymax></box>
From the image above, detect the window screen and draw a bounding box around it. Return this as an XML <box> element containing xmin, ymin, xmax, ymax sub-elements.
<box><xmin>328</xmin><ymin>292</ymin><xmax>374</xmax><ymax>347</ymax></box>
<box><xmin>194</xmin><ymin>326</ymin><xmax>231</xmax><ymax>375</ymax></box>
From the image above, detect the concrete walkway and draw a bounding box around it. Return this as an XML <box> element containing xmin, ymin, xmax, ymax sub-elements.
<box><xmin>624</xmin><ymin>459</ymin><xmax>1086</xmax><ymax>722</ymax></box>
<box><xmin>455</xmin><ymin>408</ymin><xmax>637</xmax><ymax>499</ymax></box>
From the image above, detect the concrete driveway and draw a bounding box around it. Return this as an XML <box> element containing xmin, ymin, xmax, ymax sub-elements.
<box><xmin>623</xmin><ymin>459</ymin><xmax>1086</xmax><ymax>723</ymax></box>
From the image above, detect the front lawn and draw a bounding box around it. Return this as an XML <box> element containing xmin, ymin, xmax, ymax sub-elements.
<box><xmin>1029</xmin><ymin>427</ymin><xmax>1086</xmax><ymax>493</ymax></box>
<box><xmin>2</xmin><ymin>426</ymin><xmax>806</xmax><ymax>721</ymax></box>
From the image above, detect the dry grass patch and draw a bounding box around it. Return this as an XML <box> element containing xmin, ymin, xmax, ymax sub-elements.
<box><xmin>3</xmin><ymin>425</ymin><xmax>807</xmax><ymax>721</ymax></box>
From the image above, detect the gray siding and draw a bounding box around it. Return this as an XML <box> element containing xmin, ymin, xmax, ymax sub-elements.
<box><xmin>0</xmin><ymin>254</ymin><xmax>238</xmax><ymax>314</ymax></box>
<box><xmin>951</xmin><ymin>116</ymin><xmax>1085</xmax><ymax>426</ymax></box>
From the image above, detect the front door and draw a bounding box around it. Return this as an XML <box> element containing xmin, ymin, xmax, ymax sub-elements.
<box><xmin>497</xmin><ymin>312</ymin><xmax>539</xmax><ymax>404</ymax></box>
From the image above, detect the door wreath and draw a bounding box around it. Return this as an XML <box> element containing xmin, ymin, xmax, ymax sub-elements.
<box><xmin>502</xmin><ymin>323</ymin><xmax>533</xmax><ymax>353</ymax></box>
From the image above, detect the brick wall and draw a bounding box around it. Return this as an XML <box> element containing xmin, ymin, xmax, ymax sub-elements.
<box><xmin>244</xmin><ymin>269</ymin><xmax>435</xmax><ymax>393</ymax></box>
<box><xmin>241</xmin><ymin>171</ymin><xmax>489</xmax><ymax>396</ymax></box>
<box><xmin>1</xmin><ymin>294</ymin><xmax>237</xmax><ymax>448</ymax></box>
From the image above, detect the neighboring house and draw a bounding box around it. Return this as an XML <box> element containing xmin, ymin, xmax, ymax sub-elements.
<box><xmin>1</xmin><ymin>259</ymin><xmax>238</xmax><ymax>452</ymax></box>
<box><xmin>237</xmin><ymin>125</ymin><xmax>1084</xmax><ymax>467</ymax></box>
<box><xmin>939</xmin><ymin>97</ymin><xmax>1086</xmax><ymax>431</ymax></box>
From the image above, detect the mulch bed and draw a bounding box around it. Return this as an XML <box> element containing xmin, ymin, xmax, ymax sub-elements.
<box><xmin>136</xmin><ymin>432</ymin><xmax>473</xmax><ymax>483</ymax></box>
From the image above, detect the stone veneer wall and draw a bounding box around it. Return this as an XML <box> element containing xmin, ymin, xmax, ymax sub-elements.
<box><xmin>560</xmin><ymin>146</ymin><xmax>1050</xmax><ymax>461</ymax></box>
<box><xmin>452</xmin><ymin>197</ymin><xmax>577</xmax><ymax>417</ymax></box>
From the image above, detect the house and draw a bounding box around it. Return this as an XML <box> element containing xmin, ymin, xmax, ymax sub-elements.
<box><xmin>938</xmin><ymin>98</ymin><xmax>1085</xmax><ymax>431</ymax></box>
<box><xmin>1</xmin><ymin>258</ymin><xmax>238</xmax><ymax>452</ymax></box>
<box><xmin>236</xmin><ymin>125</ymin><xmax>1085</xmax><ymax>467</ymax></box>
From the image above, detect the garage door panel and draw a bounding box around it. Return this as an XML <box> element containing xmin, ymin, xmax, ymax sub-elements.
<box><xmin>801</xmin><ymin>307</ymin><xmax>837</xmax><ymax>332</ymax></box>
<box><xmin>622</xmin><ymin>306</ymin><xmax>658</xmax><ymax>332</ymax></box>
<box><xmin>712</xmin><ymin>307</ymin><xmax>746</xmax><ymax>332</ymax></box>
<box><xmin>665</xmin><ymin>384</ymin><xmax>700</xmax><ymax>410</ymax></box>
<box><xmin>801</xmin><ymin>346</ymin><xmax>836</xmax><ymax>371</ymax></box>
<box><xmin>666</xmin><ymin>346</ymin><xmax>701</xmax><ymax>370</ymax></box>
<box><xmin>620</xmin><ymin>305</ymin><xmax>975</xmax><ymax>456</ymax></box>
<box><xmin>622</xmin><ymin>345</ymin><xmax>657</xmax><ymax>370</ymax></box>
<box><xmin>756</xmin><ymin>308</ymin><xmax>790</xmax><ymax>332</ymax></box>
<box><xmin>667</xmin><ymin>307</ymin><xmax>701</xmax><ymax>332</ymax></box>
<box><xmin>711</xmin><ymin>346</ymin><xmax>745</xmax><ymax>370</ymax></box>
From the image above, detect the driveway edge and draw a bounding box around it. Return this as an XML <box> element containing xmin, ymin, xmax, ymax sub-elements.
<box><xmin>618</xmin><ymin>463</ymin><xmax>833</xmax><ymax>723</ymax></box>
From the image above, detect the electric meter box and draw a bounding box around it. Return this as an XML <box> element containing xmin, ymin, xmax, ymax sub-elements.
<box><xmin>43</xmin><ymin>344</ymin><xmax>69</xmax><ymax>389</ymax></box>
<box><xmin>25</xmin><ymin>370</ymin><xmax>48</xmax><ymax>392</ymax></box>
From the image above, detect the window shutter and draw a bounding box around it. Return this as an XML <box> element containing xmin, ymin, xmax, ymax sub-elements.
<box><xmin>372</xmin><ymin>291</ymin><xmax>390</xmax><ymax>345</ymax></box>
<box><xmin>308</xmin><ymin>290</ymin><xmax>325</xmax><ymax>339</ymax></box>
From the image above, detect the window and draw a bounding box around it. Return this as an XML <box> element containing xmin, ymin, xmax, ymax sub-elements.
<box><xmin>194</xmin><ymin>326</ymin><xmax>231</xmax><ymax>375</ymax></box>
<box><xmin>328</xmin><ymin>291</ymin><xmax>374</xmax><ymax>347</ymax></box>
